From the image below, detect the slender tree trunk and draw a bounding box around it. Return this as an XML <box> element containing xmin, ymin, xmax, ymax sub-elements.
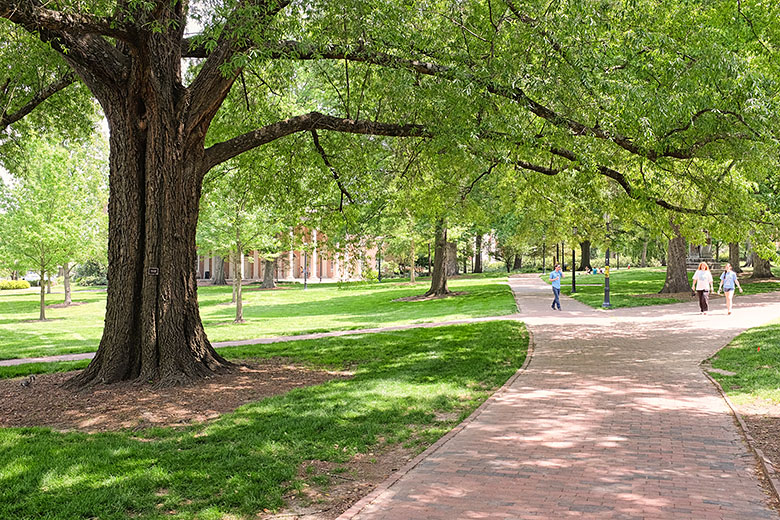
<box><xmin>424</xmin><ymin>219</ymin><xmax>451</xmax><ymax>296</ymax></box>
<box><xmin>474</xmin><ymin>234</ymin><xmax>483</xmax><ymax>273</ymax></box>
<box><xmin>728</xmin><ymin>243</ymin><xmax>743</xmax><ymax>273</ymax></box>
<box><xmin>409</xmin><ymin>237</ymin><xmax>416</xmax><ymax>283</ymax></box>
<box><xmin>427</xmin><ymin>243</ymin><xmax>431</xmax><ymax>276</ymax></box>
<box><xmin>751</xmin><ymin>253</ymin><xmax>773</xmax><ymax>279</ymax></box>
<box><xmin>640</xmin><ymin>240</ymin><xmax>648</xmax><ymax>268</ymax></box>
<box><xmin>212</xmin><ymin>256</ymin><xmax>227</xmax><ymax>285</ymax></box>
<box><xmin>505</xmin><ymin>253</ymin><xmax>513</xmax><ymax>273</ymax></box>
<box><xmin>67</xmin><ymin>59</ymin><xmax>230</xmax><ymax>388</ymax></box>
<box><xmin>39</xmin><ymin>267</ymin><xmax>46</xmax><ymax>321</ymax></box>
<box><xmin>46</xmin><ymin>277</ymin><xmax>52</xmax><ymax>294</ymax></box>
<box><xmin>261</xmin><ymin>258</ymin><xmax>276</xmax><ymax>289</ymax></box>
<box><xmin>578</xmin><ymin>240</ymin><xmax>591</xmax><ymax>270</ymax></box>
<box><xmin>231</xmin><ymin>252</ymin><xmax>238</xmax><ymax>304</ymax></box>
<box><xmin>660</xmin><ymin>223</ymin><xmax>689</xmax><ymax>293</ymax></box>
<box><xmin>63</xmin><ymin>262</ymin><xmax>72</xmax><ymax>306</ymax></box>
<box><xmin>513</xmin><ymin>254</ymin><xmax>522</xmax><ymax>270</ymax></box>
<box><xmin>744</xmin><ymin>238</ymin><xmax>754</xmax><ymax>267</ymax></box>
<box><xmin>234</xmin><ymin>239</ymin><xmax>244</xmax><ymax>323</ymax></box>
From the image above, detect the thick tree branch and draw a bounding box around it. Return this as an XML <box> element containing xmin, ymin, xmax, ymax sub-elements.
<box><xmin>203</xmin><ymin>111</ymin><xmax>428</xmax><ymax>173</ymax></box>
<box><xmin>0</xmin><ymin>0</ymin><xmax>131</xmax><ymax>39</ymax></box>
<box><xmin>310</xmin><ymin>129</ymin><xmax>355</xmax><ymax>210</ymax></box>
<box><xmin>185</xmin><ymin>0</ymin><xmax>291</xmax><ymax>137</ymax></box>
<box><xmin>262</xmin><ymin>40</ymin><xmax>754</xmax><ymax>162</ymax></box>
<box><xmin>0</xmin><ymin>72</ymin><xmax>75</xmax><ymax>129</ymax></box>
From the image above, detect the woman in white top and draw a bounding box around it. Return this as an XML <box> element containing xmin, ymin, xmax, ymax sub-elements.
<box><xmin>691</xmin><ymin>261</ymin><xmax>714</xmax><ymax>314</ymax></box>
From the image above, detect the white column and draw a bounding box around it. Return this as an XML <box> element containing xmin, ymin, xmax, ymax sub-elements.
<box><xmin>239</xmin><ymin>251</ymin><xmax>245</xmax><ymax>281</ymax></box>
<box><xmin>205</xmin><ymin>254</ymin><xmax>211</xmax><ymax>278</ymax></box>
<box><xmin>253</xmin><ymin>251</ymin><xmax>260</xmax><ymax>279</ymax></box>
<box><xmin>333</xmin><ymin>243</ymin><xmax>341</xmax><ymax>280</ymax></box>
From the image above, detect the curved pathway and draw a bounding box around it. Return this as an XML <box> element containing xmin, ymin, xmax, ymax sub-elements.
<box><xmin>340</xmin><ymin>274</ymin><xmax>780</xmax><ymax>520</ymax></box>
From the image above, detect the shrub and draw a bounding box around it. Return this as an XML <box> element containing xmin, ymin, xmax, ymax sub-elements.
<box><xmin>0</xmin><ymin>280</ymin><xmax>31</xmax><ymax>290</ymax></box>
<box><xmin>75</xmin><ymin>260</ymin><xmax>108</xmax><ymax>286</ymax></box>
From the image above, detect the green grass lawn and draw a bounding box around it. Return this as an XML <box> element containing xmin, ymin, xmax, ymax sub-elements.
<box><xmin>544</xmin><ymin>266</ymin><xmax>780</xmax><ymax>309</ymax></box>
<box><xmin>708</xmin><ymin>320</ymin><xmax>780</xmax><ymax>406</ymax></box>
<box><xmin>0</xmin><ymin>320</ymin><xmax>528</xmax><ymax>520</ymax></box>
<box><xmin>0</xmin><ymin>276</ymin><xmax>516</xmax><ymax>360</ymax></box>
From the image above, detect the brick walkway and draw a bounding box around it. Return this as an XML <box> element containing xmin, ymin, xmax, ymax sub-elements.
<box><xmin>340</xmin><ymin>274</ymin><xmax>780</xmax><ymax>520</ymax></box>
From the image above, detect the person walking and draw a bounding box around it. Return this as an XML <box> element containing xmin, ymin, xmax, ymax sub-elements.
<box><xmin>717</xmin><ymin>263</ymin><xmax>743</xmax><ymax>315</ymax></box>
<box><xmin>550</xmin><ymin>263</ymin><xmax>563</xmax><ymax>311</ymax></box>
<box><xmin>691</xmin><ymin>261</ymin><xmax>714</xmax><ymax>314</ymax></box>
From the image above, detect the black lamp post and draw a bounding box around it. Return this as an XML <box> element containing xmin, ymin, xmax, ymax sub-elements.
<box><xmin>603</xmin><ymin>215</ymin><xmax>611</xmax><ymax>308</ymax></box>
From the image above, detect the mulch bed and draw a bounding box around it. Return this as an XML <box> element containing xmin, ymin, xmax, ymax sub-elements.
<box><xmin>734</xmin><ymin>401</ymin><xmax>780</xmax><ymax>507</ymax></box>
<box><xmin>46</xmin><ymin>301</ymin><xmax>88</xmax><ymax>309</ymax></box>
<box><xmin>0</xmin><ymin>359</ymin><xmax>350</xmax><ymax>433</ymax></box>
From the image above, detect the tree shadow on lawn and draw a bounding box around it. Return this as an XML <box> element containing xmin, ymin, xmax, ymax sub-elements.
<box><xmin>0</xmin><ymin>322</ymin><xmax>527</xmax><ymax>520</ymax></box>
<box><xmin>0</xmin><ymin>328</ymin><xmax>100</xmax><ymax>361</ymax></box>
<box><xmin>201</xmin><ymin>283</ymin><xmax>514</xmax><ymax>330</ymax></box>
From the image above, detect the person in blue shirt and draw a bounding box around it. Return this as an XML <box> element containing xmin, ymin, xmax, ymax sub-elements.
<box><xmin>549</xmin><ymin>264</ymin><xmax>563</xmax><ymax>311</ymax></box>
<box><xmin>717</xmin><ymin>263</ymin><xmax>743</xmax><ymax>315</ymax></box>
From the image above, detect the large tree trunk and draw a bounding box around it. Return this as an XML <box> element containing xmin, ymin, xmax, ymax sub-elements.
<box><xmin>445</xmin><ymin>241</ymin><xmax>459</xmax><ymax>276</ymax></box>
<box><xmin>728</xmin><ymin>243</ymin><xmax>743</xmax><ymax>273</ymax></box>
<box><xmin>578</xmin><ymin>240</ymin><xmax>591</xmax><ymax>270</ymax></box>
<box><xmin>474</xmin><ymin>234</ymin><xmax>483</xmax><ymax>273</ymax></box>
<box><xmin>424</xmin><ymin>219</ymin><xmax>451</xmax><ymax>296</ymax></box>
<box><xmin>63</xmin><ymin>261</ymin><xmax>72</xmax><ymax>306</ymax></box>
<box><xmin>513</xmin><ymin>254</ymin><xmax>522</xmax><ymax>270</ymax></box>
<box><xmin>67</xmin><ymin>48</ymin><xmax>231</xmax><ymax>388</ymax></box>
<box><xmin>751</xmin><ymin>253</ymin><xmax>773</xmax><ymax>279</ymax></box>
<box><xmin>211</xmin><ymin>256</ymin><xmax>227</xmax><ymax>285</ymax></box>
<box><xmin>660</xmin><ymin>224</ymin><xmax>689</xmax><ymax>293</ymax></box>
<box><xmin>262</xmin><ymin>258</ymin><xmax>276</xmax><ymax>289</ymax></box>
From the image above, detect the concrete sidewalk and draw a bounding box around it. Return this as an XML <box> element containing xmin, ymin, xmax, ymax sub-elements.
<box><xmin>340</xmin><ymin>274</ymin><xmax>780</xmax><ymax>519</ymax></box>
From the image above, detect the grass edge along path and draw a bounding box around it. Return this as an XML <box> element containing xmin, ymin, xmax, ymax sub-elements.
<box><xmin>0</xmin><ymin>320</ymin><xmax>528</xmax><ymax>520</ymax></box>
<box><xmin>707</xmin><ymin>319</ymin><xmax>780</xmax><ymax>406</ymax></box>
<box><xmin>541</xmin><ymin>267</ymin><xmax>780</xmax><ymax>309</ymax></box>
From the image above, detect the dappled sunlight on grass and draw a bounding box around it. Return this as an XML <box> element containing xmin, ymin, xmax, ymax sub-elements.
<box><xmin>0</xmin><ymin>277</ymin><xmax>515</xmax><ymax>360</ymax></box>
<box><xmin>0</xmin><ymin>321</ymin><xmax>528</xmax><ymax>519</ymax></box>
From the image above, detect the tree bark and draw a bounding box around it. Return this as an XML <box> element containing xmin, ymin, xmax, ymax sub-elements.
<box><xmin>445</xmin><ymin>241</ymin><xmax>459</xmax><ymax>276</ymax></box>
<box><xmin>261</xmin><ymin>258</ymin><xmax>276</xmax><ymax>289</ymax></box>
<box><xmin>424</xmin><ymin>219</ymin><xmax>451</xmax><ymax>296</ymax></box>
<box><xmin>728</xmin><ymin>243</ymin><xmax>743</xmax><ymax>273</ymax></box>
<box><xmin>63</xmin><ymin>261</ymin><xmax>72</xmax><ymax>306</ymax></box>
<box><xmin>578</xmin><ymin>240</ymin><xmax>591</xmax><ymax>270</ymax></box>
<box><xmin>46</xmin><ymin>277</ymin><xmax>52</xmax><ymax>294</ymax></box>
<box><xmin>474</xmin><ymin>234</ymin><xmax>483</xmax><ymax>273</ymax></box>
<box><xmin>512</xmin><ymin>254</ymin><xmax>522</xmax><ymax>270</ymax></box>
<box><xmin>505</xmin><ymin>254</ymin><xmax>513</xmax><ymax>273</ymax></box>
<box><xmin>409</xmin><ymin>237</ymin><xmax>416</xmax><ymax>283</ymax></box>
<box><xmin>751</xmin><ymin>253</ymin><xmax>773</xmax><ymax>279</ymax></box>
<box><xmin>660</xmin><ymin>224</ymin><xmax>689</xmax><ymax>293</ymax></box>
<box><xmin>67</xmin><ymin>51</ymin><xmax>231</xmax><ymax>387</ymax></box>
<box><xmin>744</xmin><ymin>238</ymin><xmax>754</xmax><ymax>267</ymax></box>
<box><xmin>212</xmin><ymin>256</ymin><xmax>227</xmax><ymax>285</ymax></box>
<box><xmin>38</xmin><ymin>267</ymin><xmax>46</xmax><ymax>321</ymax></box>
